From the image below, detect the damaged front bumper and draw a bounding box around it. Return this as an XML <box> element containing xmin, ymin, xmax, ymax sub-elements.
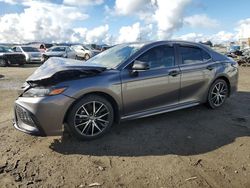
<box><xmin>13</xmin><ymin>104</ymin><xmax>46</xmax><ymax>136</ymax></box>
<box><xmin>13</xmin><ymin>57</ymin><xmax>107</xmax><ymax>136</ymax></box>
<box><xmin>13</xmin><ymin>94</ymin><xmax>75</xmax><ymax>136</ymax></box>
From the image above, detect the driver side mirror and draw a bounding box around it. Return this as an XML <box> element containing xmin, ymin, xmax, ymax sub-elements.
<box><xmin>132</xmin><ymin>60</ymin><xmax>150</xmax><ymax>71</ymax></box>
<box><xmin>130</xmin><ymin>60</ymin><xmax>150</xmax><ymax>76</ymax></box>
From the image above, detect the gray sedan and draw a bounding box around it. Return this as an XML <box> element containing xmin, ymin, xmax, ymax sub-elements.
<box><xmin>42</xmin><ymin>46</ymin><xmax>77</xmax><ymax>62</ymax></box>
<box><xmin>13</xmin><ymin>41</ymin><xmax>238</xmax><ymax>140</ymax></box>
<box><xmin>12</xmin><ymin>46</ymin><xmax>42</xmax><ymax>63</ymax></box>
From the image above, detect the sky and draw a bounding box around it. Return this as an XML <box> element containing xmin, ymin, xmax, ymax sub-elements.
<box><xmin>0</xmin><ymin>0</ymin><xmax>250</xmax><ymax>44</ymax></box>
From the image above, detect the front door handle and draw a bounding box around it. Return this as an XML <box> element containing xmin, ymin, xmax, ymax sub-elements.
<box><xmin>169</xmin><ymin>70</ymin><xmax>180</xmax><ymax>77</ymax></box>
<box><xmin>207</xmin><ymin>65</ymin><xmax>214</xmax><ymax>71</ymax></box>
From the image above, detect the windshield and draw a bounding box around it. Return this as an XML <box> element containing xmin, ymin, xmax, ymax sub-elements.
<box><xmin>85</xmin><ymin>45</ymin><xmax>95</xmax><ymax>50</ymax></box>
<box><xmin>22</xmin><ymin>47</ymin><xmax>39</xmax><ymax>52</ymax></box>
<box><xmin>0</xmin><ymin>46</ymin><xmax>13</xmax><ymax>52</ymax></box>
<box><xmin>82</xmin><ymin>46</ymin><xmax>91</xmax><ymax>50</ymax></box>
<box><xmin>86</xmin><ymin>43</ymin><xmax>144</xmax><ymax>68</ymax></box>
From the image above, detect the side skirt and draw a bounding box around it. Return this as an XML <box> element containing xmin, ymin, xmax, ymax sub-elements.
<box><xmin>121</xmin><ymin>101</ymin><xmax>200</xmax><ymax>121</ymax></box>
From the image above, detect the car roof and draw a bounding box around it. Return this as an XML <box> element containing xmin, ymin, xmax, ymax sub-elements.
<box><xmin>118</xmin><ymin>40</ymin><xmax>210</xmax><ymax>47</ymax></box>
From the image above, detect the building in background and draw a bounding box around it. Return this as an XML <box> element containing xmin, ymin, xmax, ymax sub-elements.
<box><xmin>238</xmin><ymin>38</ymin><xmax>250</xmax><ymax>49</ymax></box>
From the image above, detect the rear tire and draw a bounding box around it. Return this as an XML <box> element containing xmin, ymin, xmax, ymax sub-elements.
<box><xmin>66</xmin><ymin>95</ymin><xmax>114</xmax><ymax>140</ymax></box>
<box><xmin>207</xmin><ymin>79</ymin><xmax>229</xmax><ymax>109</ymax></box>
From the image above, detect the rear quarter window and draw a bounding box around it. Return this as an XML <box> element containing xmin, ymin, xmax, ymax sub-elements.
<box><xmin>179</xmin><ymin>46</ymin><xmax>203</xmax><ymax>64</ymax></box>
<box><xmin>202</xmin><ymin>50</ymin><xmax>211</xmax><ymax>61</ymax></box>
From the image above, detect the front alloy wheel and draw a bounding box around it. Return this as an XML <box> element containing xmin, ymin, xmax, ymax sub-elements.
<box><xmin>207</xmin><ymin>79</ymin><xmax>228</xmax><ymax>109</ymax></box>
<box><xmin>67</xmin><ymin>95</ymin><xmax>114</xmax><ymax>140</ymax></box>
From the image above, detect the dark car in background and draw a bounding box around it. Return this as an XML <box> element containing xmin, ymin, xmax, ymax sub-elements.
<box><xmin>227</xmin><ymin>45</ymin><xmax>242</xmax><ymax>56</ymax></box>
<box><xmin>13</xmin><ymin>41</ymin><xmax>238</xmax><ymax>140</ymax></box>
<box><xmin>42</xmin><ymin>46</ymin><xmax>77</xmax><ymax>62</ymax></box>
<box><xmin>12</xmin><ymin>46</ymin><xmax>43</xmax><ymax>63</ymax></box>
<box><xmin>0</xmin><ymin>45</ymin><xmax>25</xmax><ymax>67</ymax></box>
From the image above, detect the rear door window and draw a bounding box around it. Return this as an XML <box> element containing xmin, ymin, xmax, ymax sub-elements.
<box><xmin>52</xmin><ymin>47</ymin><xmax>65</xmax><ymax>52</ymax></box>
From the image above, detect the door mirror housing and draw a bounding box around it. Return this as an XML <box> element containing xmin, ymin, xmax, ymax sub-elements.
<box><xmin>132</xmin><ymin>60</ymin><xmax>150</xmax><ymax>71</ymax></box>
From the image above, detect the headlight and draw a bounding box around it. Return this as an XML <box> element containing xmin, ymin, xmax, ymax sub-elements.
<box><xmin>22</xmin><ymin>87</ymin><xmax>67</xmax><ymax>97</ymax></box>
<box><xmin>25</xmin><ymin>54</ymin><xmax>30</xmax><ymax>61</ymax></box>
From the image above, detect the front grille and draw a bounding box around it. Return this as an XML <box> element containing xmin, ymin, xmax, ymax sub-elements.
<box><xmin>31</xmin><ymin>54</ymin><xmax>41</xmax><ymax>58</ymax></box>
<box><xmin>16</xmin><ymin>105</ymin><xmax>35</xmax><ymax>127</ymax></box>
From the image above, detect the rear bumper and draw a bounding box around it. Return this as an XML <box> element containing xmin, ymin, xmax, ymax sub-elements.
<box><xmin>229</xmin><ymin>67</ymin><xmax>239</xmax><ymax>96</ymax></box>
<box><xmin>13</xmin><ymin>94</ymin><xmax>75</xmax><ymax>136</ymax></box>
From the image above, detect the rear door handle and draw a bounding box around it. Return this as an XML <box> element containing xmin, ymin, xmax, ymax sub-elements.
<box><xmin>169</xmin><ymin>70</ymin><xmax>180</xmax><ymax>77</ymax></box>
<box><xmin>207</xmin><ymin>65</ymin><xmax>214</xmax><ymax>71</ymax></box>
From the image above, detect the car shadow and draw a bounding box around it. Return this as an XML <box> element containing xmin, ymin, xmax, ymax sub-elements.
<box><xmin>49</xmin><ymin>91</ymin><xmax>250</xmax><ymax>157</ymax></box>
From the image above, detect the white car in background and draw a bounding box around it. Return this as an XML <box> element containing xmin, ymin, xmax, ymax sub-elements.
<box><xmin>72</xmin><ymin>45</ymin><xmax>100</xmax><ymax>60</ymax></box>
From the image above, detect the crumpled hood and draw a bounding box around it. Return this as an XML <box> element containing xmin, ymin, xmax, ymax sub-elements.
<box><xmin>26</xmin><ymin>57</ymin><xmax>106</xmax><ymax>86</ymax></box>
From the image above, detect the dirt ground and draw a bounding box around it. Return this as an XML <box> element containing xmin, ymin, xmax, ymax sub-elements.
<box><xmin>0</xmin><ymin>64</ymin><xmax>249</xmax><ymax>188</ymax></box>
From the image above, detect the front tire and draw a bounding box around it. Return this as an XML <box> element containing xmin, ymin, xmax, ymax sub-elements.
<box><xmin>84</xmin><ymin>54</ymin><xmax>90</xmax><ymax>60</ymax></box>
<box><xmin>0</xmin><ymin>59</ymin><xmax>8</xmax><ymax>67</ymax></box>
<box><xmin>207</xmin><ymin>79</ymin><xmax>229</xmax><ymax>109</ymax></box>
<box><xmin>66</xmin><ymin>95</ymin><xmax>114</xmax><ymax>140</ymax></box>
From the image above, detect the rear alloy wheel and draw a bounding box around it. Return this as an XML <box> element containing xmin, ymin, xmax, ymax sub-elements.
<box><xmin>207</xmin><ymin>79</ymin><xmax>228</xmax><ymax>109</ymax></box>
<box><xmin>85</xmin><ymin>54</ymin><xmax>90</xmax><ymax>60</ymax></box>
<box><xmin>67</xmin><ymin>95</ymin><xmax>114</xmax><ymax>140</ymax></box>
<box><xmin>0</xmin><ymin>59</ymin><xmax>7</xmax><ymax>67</ymax></box>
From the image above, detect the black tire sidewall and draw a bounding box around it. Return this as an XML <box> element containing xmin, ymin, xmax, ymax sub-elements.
<box><xmin>0</xmin><ymin>59</ymin><xmax>7</xmax><ymax>67</ymax></box>
<box><xmin>66</xmin><ymin>95</ymin><xmax>114</xmax><ymax>141</ymax></box>
<box><xmin>85</xmin><ymin>54</ymin><xmax>90</xmax><ymax>60</ymax></box>
<box><xmin>207</xmin><ymin>79</ymin><xmax>228</xmax><ymax>109</ymax></box>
